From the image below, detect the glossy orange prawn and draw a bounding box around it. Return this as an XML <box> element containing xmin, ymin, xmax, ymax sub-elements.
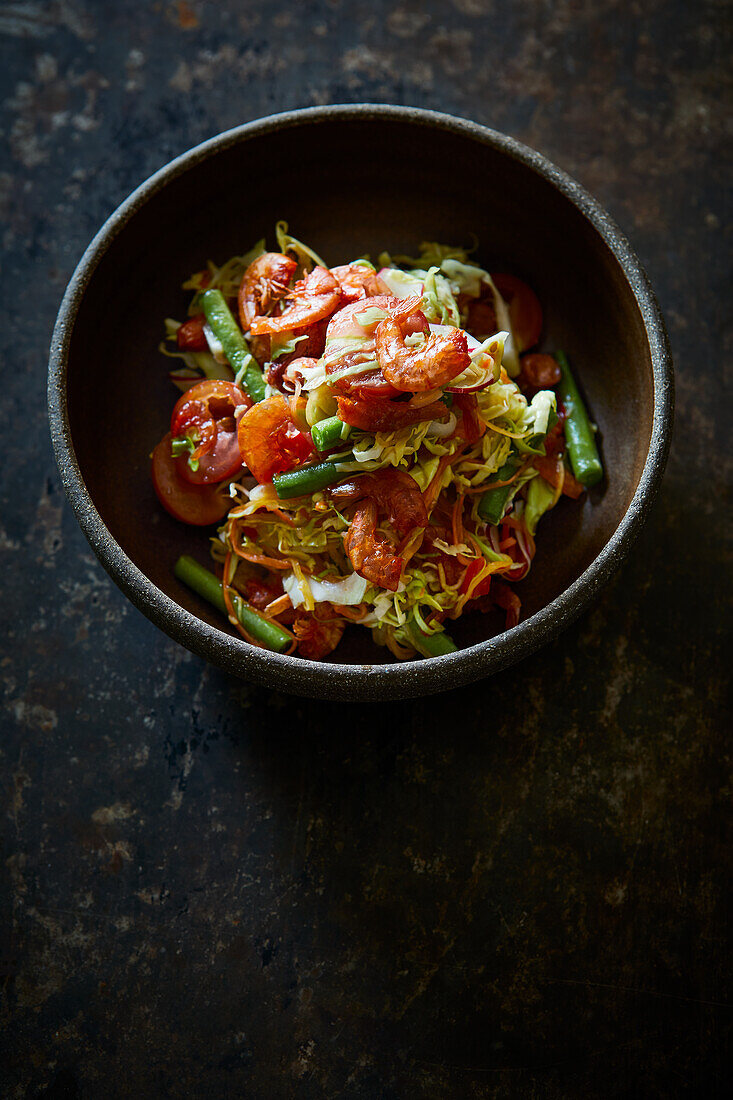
<box><xmin>238</xmin><ymin>252</ymin><xmax>297</xmax><ymax>330</ymax></box>
<box><xmin>330</xmin><ymin>468</ymin><xmax>428</xmax><ymax>591</ymax></box>
<box><xmin>324</xmin><ymin>294</ymin><xmax>427</xmax><ymax>399</ymax></box>
<box><xmin>376</xmin><ymin>300</ymin><xmax>470</xmax><ymax>392</ymax></box>
<box><xmin>293</xmin><ymin>605</ymin><xmax>345</xmax><ymax>660</ymax></box>
<box><xmin>249</xmin><ymin>266</ymin><xmax>342</xmax><ymax>336</ymax></box>
<box><xmin>343</xmin><ymin>500</ymin><xmax>403</xmax><ymax>591</ymax></box>
<box><xmin>331</xmin><ymin>468</ymin><xmax>428</xmax><ymax>536</ymax></box>
<box><xmin>329</xmin><ymin>264</ymin><xmax>390</xmax><ymax>304</ymax></box>
<box><xmin>336</xmin><ymin>393</ymin><xmax>449</xmax><ymax>432</ymax></box>
<box><xmin>238</xmin><ymin>252</ymin><xmax>297</xmax><ymax>365</ymax></box>
<box><xmin>237</xmin><ymin>395</ymin><xmax>314</xmax><ymax>482</ymax></box>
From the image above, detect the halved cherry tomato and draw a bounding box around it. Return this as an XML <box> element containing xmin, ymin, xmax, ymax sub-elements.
<box><xmin>170</xmin><ymin>380</ymin><xmax>251</xmax><ymax>485</ymax></box>
<box><xmin>519</xmin><ymin>352</ymin><xmax>561</xmax><ymax>389</ymax></box>
<box><xmin>151</xmin><ymin>434</ymin><xmax>230</xmax><ymax>526</ymax></box>
<box><xmin>177</xmin><ymin>313</ymin><xmax>208</xmax><ymax>351</ymax></box>
<box><xmin>237</xmin><ymin>395</ymin><xmax>314</xmax><ymax>483</ymax></box>
<box><xmin>492</xmin><ymin>273</ymin><xmax>543</xmax><ymax>352</ymax></box>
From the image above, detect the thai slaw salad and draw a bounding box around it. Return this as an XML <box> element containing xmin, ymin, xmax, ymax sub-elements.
<box><xmin>152</xmin><ymin>223</ymin><xmax>603</xmax><ymax>661</ymax></box>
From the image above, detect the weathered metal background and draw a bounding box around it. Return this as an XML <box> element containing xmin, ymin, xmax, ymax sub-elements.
<box><xmin>1</xmin><ymin>1</ymin><xmax>729</xmax><ymax>1095</ymax></box>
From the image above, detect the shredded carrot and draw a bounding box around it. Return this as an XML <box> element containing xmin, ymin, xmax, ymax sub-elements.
<box><xmin>263</xmin><ymin>593</ymin><xmax>292</xmax><ymax>616</ymax></box>
<box><xmin>235</xmin><ymin>505</ymin><xmax>295</xmax><ymax>526</ymax></box>
<box><xmin>423</xmin><ymin>454</ymin><xmax>455</xmax><ymax>514</ymax></box>
<box><xmin>483</xmin><ymin>422</ymin><xmax>527</xmax><ymax>439</ymax></box>
<box><xmin>263</xmin><ymin>507</ymin><xmax>296</xmax><ymax>526</ymax></box>
<box><xmin>464</xmin><ymin>462</ymin><xmax>529</xmax><ymax>494</ymax></box>
<box><xmin>385</xmin><ymin>630</ymin><xmax>416</xmax><ymax>661</ymax></box>
<box><xmin>231</xmin><ymin>547</ymin><xmax>293</xmax><ymax>570</ymax></box>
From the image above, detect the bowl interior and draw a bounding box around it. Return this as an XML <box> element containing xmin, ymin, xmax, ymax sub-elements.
<box><xmin>63</xmin><ymin>114</ymin><xmax>654</xmax><ymax>667</ymax></box>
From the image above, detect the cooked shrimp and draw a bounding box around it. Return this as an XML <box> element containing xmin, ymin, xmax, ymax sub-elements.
<box><xmin>330</xmin><ymin>264</ymin><xmax>391</xmax><ymax>304</ymax></box>
<box><xmin>376</xmin><ymin>303</ymin><xmax>470</xmax><ymax>392</ymax></box>
<box><xmin>330</xmin><ymin>469</ymin><xmax>428</xmax><ymax>591</ymax></box>
<box><xmin>344</xmin><ymin>500</ymin><xmax>404</xmax><ymax>591</ymax></box>
<box><xmin>336</xmin><ymin>393</ymin><xmax>449</xmax><ymax>432</ymax></box>
<box><xmin>293</xmin><ymin>605</ymin><xmax>345</xmax><ymax>659</ymax></box>
<box><xmin>325</xmin><ymin>294</ymin><xmax>424</xmax><ymax>345</ymax></box>
<box><xmin>330</xmin><ymin>468</ymin><xmax>428</xmax><ymax>537</ymax></box>
<box><xmin>237</xmin><ymin>395</ymin><xmax>314</xmax><ymax>482</ymax></box>
<box><xmin>324</xmin><ymin>294</ymin><xmax>427</xmax><ymax>398</ymax></box>
<box><xmin>249</xmin><ymin>266</ymin><xmax>342</xmax><ymax>335</ymax></box>
<box><xmin>238</xmin><ymin>252</ymin><xmax>297</xmax><ymax>330</ymax></box>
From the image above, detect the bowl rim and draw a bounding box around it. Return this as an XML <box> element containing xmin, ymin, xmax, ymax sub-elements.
<box><xmin>48</xmin><ymin>103</ymin><xmax>674</xmax><ymax>700</ymax></box>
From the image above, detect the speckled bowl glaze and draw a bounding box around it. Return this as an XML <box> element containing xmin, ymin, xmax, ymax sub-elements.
<box><xmin>48</xmin><ymin>105</ymin><xmax>672</xmax><ymax>701</ymax></box>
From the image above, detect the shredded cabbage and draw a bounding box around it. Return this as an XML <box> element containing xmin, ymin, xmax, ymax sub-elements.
<box><xmin>275</xmin><ymin>220</ymin><xmax>327</xmax><ymax>270</ymax></box>
<box><xmin>525</xmin><ymin>389</ymin><xmax>557</xmax><ymax>437</ymax></box>
<box><xmin>283</xmin><ymin>571</ymin><xmax>368</xmax><ymax>608</ymax></box>
<box><xmin>270</xmin><ymin>331</ymin><xmax>308</xmax><ymax>361</ymax></box>
<box><xmin>378</xmin><ymin>268</ymin><xmax>424</xmax><ymax>298</ymax></box>
<box><xmin>524</xmin><ymin>475</ymin><xmax>556</xmax><ymax>536</ymax></box>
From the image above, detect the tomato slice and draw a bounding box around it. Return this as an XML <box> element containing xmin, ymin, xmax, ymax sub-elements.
<box><xmin>170</xmin><ymin>380</ymin><xmax>251</xmax><ymax>485</ymax></box>
<box><xmin>519</xmin><ymin>352</ymin><xmax>561</xmax><ymax>391</ymax></box>
<box><xmin>491</xmin><ymin>273</ymin><xmax>543</xmax><ymax>352</ymax></box>
<box><xmin>176</xmin><ymin>313</ymin><xmax>208</xmax><ymax>351</ymax></box>
<box><xmin>237</xmin><ymin>395</ymin><xmax>314</xmax><ymax>483</ymax></box>
<box><xmin>151</xmin><ymin>434</ymin><xmax>230</xmax><ymax>526</ymax></box>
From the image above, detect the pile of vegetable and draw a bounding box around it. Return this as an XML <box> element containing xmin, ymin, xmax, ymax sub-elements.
<box><xmin>152</xmin><ymin>224</ymin><xmax>603</xmax><ymax>661</ymax></box>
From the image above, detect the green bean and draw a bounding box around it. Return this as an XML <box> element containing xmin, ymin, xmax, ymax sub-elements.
<box><xmin>229</xmin><ymin>596</ymin><xmax>292</xmax><ymax>652</ymax></box>
<box><xmin>174</xmin><ymin>554</ymin><xmax>227</xmax><ymax>613</ymax></box>
<box><xmin>555</xmin><ymin>350</ymin><xmax>603</xmax><ymax>487</ymax></box>
<box><xmin>478</xmin><ymin>459</ymin><xmax>518</xmax><ymax>526</ymax></box>
<box><xmin>174</xmin><ymin>555</ymin><xmax>291</xmax><ymax>652</ymax></box>
<box><xmin>272</xmin><ymin>461</ymin><xmax>343</xmax><ymax>499</ymax></box>
<box><xmin>200</xmin><ymin>288</ymin><xmax>266</xmax><ymax>403</ymax></box>
<box><xmin>408</xmin><ymin>621</ymin><xmax>458</xmax><ymax>658</ymax></box>
<box><xmin>311</xmin><ymin>416</ymin><xmax>350</xmax><ymax>452</ymax></box>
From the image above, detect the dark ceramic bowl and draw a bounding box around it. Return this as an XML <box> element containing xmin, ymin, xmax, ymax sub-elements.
<box><xmin>48</xmin><ymin>105</ymin><xmax>672</xmax><ymax>701</ymax></box>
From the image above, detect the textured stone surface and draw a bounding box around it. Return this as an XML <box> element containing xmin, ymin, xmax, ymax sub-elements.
<box><xmin>0</xmin><ymin>1</ymin><xmax>730</xmax><ymax>1096</ymax></box>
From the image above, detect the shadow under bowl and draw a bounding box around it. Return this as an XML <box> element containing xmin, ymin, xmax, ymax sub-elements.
<box><xmin>48</xmin><ymin>105</ymin><xmax>673</xmax><ymax>701</ymax></box>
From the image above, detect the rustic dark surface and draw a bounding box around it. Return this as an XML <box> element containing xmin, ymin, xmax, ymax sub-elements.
<box><xmin>1</xmin><ymin>1</ymin><xmax>730</xmax><ymax>1097</ymax></box>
